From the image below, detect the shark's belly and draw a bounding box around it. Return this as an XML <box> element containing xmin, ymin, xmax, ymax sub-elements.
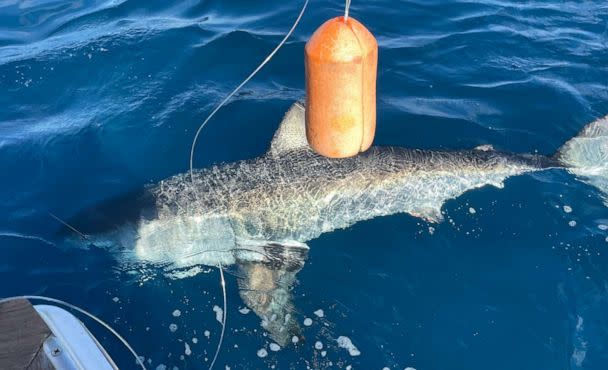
<box><xmin>225</xmin><ymin>165</ymin><xmax>531</xmax><ymax>243</ymax></box>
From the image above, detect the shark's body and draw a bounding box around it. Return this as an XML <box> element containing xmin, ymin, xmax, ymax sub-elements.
<box><xmin>68</xmin><ymin>102</ymin><xmax>608</xmax><ymax>345</ymax></box>
<box><xmin>132</xmin><ymin>103</ymin><xmax>561</xmax><ymax>256</ymax></box>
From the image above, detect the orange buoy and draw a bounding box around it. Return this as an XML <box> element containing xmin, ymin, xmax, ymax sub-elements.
<box><xmin>305</xmin><ymin>16</ymin><xmax>378</xmax><ymax>158</ymax></box>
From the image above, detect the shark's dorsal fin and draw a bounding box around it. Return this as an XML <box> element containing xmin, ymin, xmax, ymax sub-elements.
<box><xmin>268</xmin><ymin>102</ymin><xmax>310</xmax><ymax>157</ymax></box>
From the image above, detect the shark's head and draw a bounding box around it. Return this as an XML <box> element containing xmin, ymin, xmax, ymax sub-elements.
<box><xmin>132</xmin><ymin>214</ymin><xmax>238</xmax><ymax>267</ymax></box>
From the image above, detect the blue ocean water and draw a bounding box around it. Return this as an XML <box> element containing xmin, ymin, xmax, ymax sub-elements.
<box><xmin>1</xmin><ymin>0</ymin><xmax>608</xmax><ymax>369</ymax></box>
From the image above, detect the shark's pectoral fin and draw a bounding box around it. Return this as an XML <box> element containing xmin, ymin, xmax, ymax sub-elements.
<box><xmin>268</xmin><ymin>102</ymin><xmax>311</xmax><ymax>158</ymax></box>
<box><xmin>234</xmin><ymin>239</ymin><xmax>309</xmax><ymax>346</ymax></box>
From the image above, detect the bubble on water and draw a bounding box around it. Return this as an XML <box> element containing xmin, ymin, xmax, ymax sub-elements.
<box><xmin>292</xmin><ymin>336</ymin><xmax>299</xmax><ymax>344</ymax></box>
<box><xmin>337</xmin><ymin>336</ymin><xmax>360</xmax><ymax>356</ymax></box>
<box><xmin>112</xmin><ymin>297</ymin><xmax>119</xmax><ymax>303</ymax></box>
<box><xmin>184</xmin><ymin>343</ymin><xmax>191</xmax><ymax>356</ymax></box>
<box><xmin>321</xmin><ymin>350</ymin><xmax>326</xmax><ymax>357</ymax></box>
<box><xmin>315</xmin><ymin>341</ymin><xmax>323</xmax><ymax>350</ymax></box>
<box><xmin>404</xmin><ymin>367</ymin><xmax>417</xmax><ymax>370</ymax></box>
<box><xmin>269</xmin><ymin>343</ymin><xmax>281</xmax><ymax>352</ymax></box>
<box><xmin>563</xmin><ymin>205</ymin><xmax>572</xmax><ymax>213</ymax></box>
<box><xmin>172</xmin><ymin>309</ymin><xmax>181</xmax><ymax>317</ymax></box>
<box><xmin>204</xmin><ymin>330</ymin><xmax>210</xmax><ymax>338</ymax></box>
<box><xmin>257</xmin><ymin>348</ymin><xmax>268</xmax><ymax>358</ymax></box>
<box><xmin>156</xmin><ymin>365</ymin><xmax>167</xmax><ymax>370</ymax></box>
<box><xmin>192</xmin><ymin>337</ymin><xmax>198</xmax><ymax>344</ymax></box>
<box><xmin>382</xmin><ymin>368</ymin><xmax>390</xmax><ymax>370</ymax></box>
<box><xmin>469</xmin><ymin>207</ymin><xmax>476</xmax><ymax>214</ymax></box>
<box><xmin>169</xmin><ymin>323</ymin><xmax>178</xmax><ymax>332</ymax></box>
<box><xmin>239</xmin><ymin>307</ymin><xmax>250</xmax><ymax>314</ymax></box>
<box><xmin>428</xmin><ymin>226</ymin><xmax>435</xmax><ymax>235</ymax></box>
<box><xmin>569</xmin><ymin>220</ymin><xmax>577</xmax><ymax>227</ymax></box>
<box><xmin>605</xmin><ymin>236</ymin><xmax>608</xmax><ymax>242</ymax></box>
<box><xmin>598</xmin><ymin>224</ymin><xmax>608</xmax><ymax>231</ymax></box>
<box><xmin>303</xmin><ymin>318</ymin><xmax>313</xmax><ymax>326</ymax></box>
<box><xmin>213</xmin><ymin>305</ymin><xmax>223</xmax><ymax>323</ymax></box>
<box><xmin>313</xmin><ymin>309</ymin><xmax>324</xmax><ymax>318</ymax></box>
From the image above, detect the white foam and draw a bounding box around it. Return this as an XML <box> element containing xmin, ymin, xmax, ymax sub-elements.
<box><xmin>598</xmin><ymin>224</ymin><xmax>608</xmax><ymax>230</ymax></box>
<box><xmin>571</xmin><ymin>316</ymin><xmax>587</xmax><ymax>367</ymax></box>
<box><xmin>337</xmin><ymin>336</ymin><xmax>360</xmax><ymax>356</ymax></box>
<box><xmin>172</xmin><ymin>309</ymin><xmax>181</xmax><ymax>317</ymax></box>
<box><xmin>313</xmin><ymin>309</ymin><xmax>324</xmax><ymax>318</ymax></box>
<box><xmin>257</xmin><ymin>348</ymin><xmax>268</xmax><ymax>358</ymax></box>
<box><xmin>291</xmin><ymin>336</ymin><xmax>299</xmax><ymax>344</ymax></box>
<box><xmin>314</xmin><ymin>341</ymin><xmax>323</xmax><ymax>350</ymax></box>
<box><xmin>303</xmin><ymin>318</ymin><xmax>313</xmax><ymax>326</ymax></box>
<box><xmin>184</xmin><ymin>343</ymin><xmax>191</xmax><ymax>356</ymax></box>
<box><xmin>239</xmin><ymin>307</ymin><xmax>250</xmax><ymax>314</ymax></box>
<box><xmin>468</xmin><ymin>207</ymin><xmax>476</xmax><ymax>214</ymax></box>
<box><xmin>169</xmin><ymin>323</ymin><xmax>178</xmax><ymax>332</ymax></box>
<box><xmin>269</xmin><ymin>343</ymin><xmax>281</xmax><ymax>352</ymax></box>
<box><xmin>192</xmin><ymin>337</ymin><xmax>198</xmax><ymax>344</ymax></box>
<box><xmin>563</xmin><ymin>205</ymin><xmax>573</xmax><ymax>213</ymax></box>
<box><xmin>213</xmin><ymin>305</ymin><xmax>223</xmax><ymax>323</ymax></box>
<box><xmin>204</xmin><ymin>330</ymin><xmax>210</xmax><ymax>338</ymax></box>
<box><xmin>569</xmin><ymin>220</ymin><xmax>577</xmax><ymax>227</ymax></box>
<box><xmin>166</xmin><ymin>266</ymin><xmax>205</xmax><ymax>280</ymax></box>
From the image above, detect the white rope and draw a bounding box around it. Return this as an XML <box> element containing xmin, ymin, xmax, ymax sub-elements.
<box><xmin>189</xmin><ymin>0</ymin><xmax>310</xmax><ymax>184</ymax></box>
<box><xmin>207</xmin><ymin>263</ymin><xmax>227</xmax><ymax>370</ymax></box>
<box><xmin>187</xmin><ymin>2</ymin><xmax>309</xmax><ymax>368</ymax></box>
<box><xmin>344</xmin><ymin>0</ymin><xmax>352</xmax><ymax>21</ymax></box>
<box><xmin>0</xmin><ymin>295</ymin><xmax>147</xmax><ymax>370</ymax></box>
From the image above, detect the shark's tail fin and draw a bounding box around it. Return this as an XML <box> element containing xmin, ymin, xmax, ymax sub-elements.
<box><xmin>555</xmin><ymin>115</ymin><xmax>608</xmax><ymax>206</ymax></box>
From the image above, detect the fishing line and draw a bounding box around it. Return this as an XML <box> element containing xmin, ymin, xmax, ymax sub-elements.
<box><xmin>48</xmin><ymin>212</ymin><xmax>89</xmax><ymax>240</ymax></box>
<box><xmin>208</xmin><ymin>262</ymin><xmax>226</xmax><ymax>370</ymax></box>
<box><xmin>187</xmin><ymin>2</ymin><xmax>309</xmax><ymax>368</ymax></box>
<box><xmin>0</xmin><ymin>295</ymin><xmax>147</xmax><ymax>370</ymax></box>
<box><xmin>188</xmin><ymin>0</ymin><xmax>309</xmax><ymax>183</ymax></box>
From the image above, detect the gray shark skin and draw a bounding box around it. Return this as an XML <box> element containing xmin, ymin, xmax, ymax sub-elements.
<box><xmin>68</xmin><ymin>102</ymin><xmax>608</xmax><ymax>346</ymax></box>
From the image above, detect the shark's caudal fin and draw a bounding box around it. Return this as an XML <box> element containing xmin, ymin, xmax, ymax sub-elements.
<box><xmin>268</xmin><ymin>102</ymin><xmax>310</xmax><ymax>157</ymax></box>
<box><xmin>556</xmin><ymin>115</ymin><xmax>608</xmax><ymax>206</ymax></box>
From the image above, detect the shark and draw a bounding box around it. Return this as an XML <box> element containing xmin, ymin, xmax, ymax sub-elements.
<box><xmin>65</xmin><ymin>102</ymin><xmax>608</xmax><ymax>345</ymax></box>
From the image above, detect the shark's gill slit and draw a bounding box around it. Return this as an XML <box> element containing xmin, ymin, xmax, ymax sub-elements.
<box><xmin>180</xmin><ymin>247</ymin><xmax>300</xmax><ymax>288</ymax></box>
<box><xmin>187</xmin><ymin>2</ymin><xmax>309</xmax><ymax>368</ymax></box>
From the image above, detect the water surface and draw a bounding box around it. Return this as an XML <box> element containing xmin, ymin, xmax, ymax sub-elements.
<box><xmin>1</xmin><ymin>0</ymin><xmax>608</xmax><ymax>369</ymax></box>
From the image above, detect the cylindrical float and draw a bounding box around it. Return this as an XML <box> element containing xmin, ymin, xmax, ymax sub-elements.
<box><xmin>305</xmin><ymin>16</ymin><xmax>378</xmax><ymax>158</ymax></box>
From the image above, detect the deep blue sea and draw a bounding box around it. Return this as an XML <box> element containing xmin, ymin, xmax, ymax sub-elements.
<box><xmin>1</xmin><ymin>1</ymin><xmax>608</xmax><ymax>369</ymax></box>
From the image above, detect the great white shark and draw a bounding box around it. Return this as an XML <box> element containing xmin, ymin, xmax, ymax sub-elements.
<box><xmin>64</xmin><ymin>102</ymin><xmax>608</xmax><ymax>345</ymax></box>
